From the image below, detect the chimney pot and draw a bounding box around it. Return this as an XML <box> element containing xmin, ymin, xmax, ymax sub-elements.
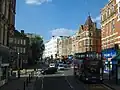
<box><xmin>21</xmin><ymin>30</ymin><xmax>24</xmax><ymax>33</ymax></box>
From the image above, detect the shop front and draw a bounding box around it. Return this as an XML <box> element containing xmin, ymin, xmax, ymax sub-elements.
<box><xmin>102</xmin><ymin>48</ymin><xmax>117</xmax><ymax>73</ymax></box>
<box><xmin>0</xmin><ymin>45</ymin><xmax>10</xmax><ymax>87</ymax></box>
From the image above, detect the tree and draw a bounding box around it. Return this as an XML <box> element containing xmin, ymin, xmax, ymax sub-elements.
<box><xmin>28</xmin><ymin>35</ymin><xmax>45</xmax><ymax>65</ymax></box>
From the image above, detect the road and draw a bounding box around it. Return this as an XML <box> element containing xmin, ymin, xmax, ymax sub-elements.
<box><xmin>34</xmin><ymin>68</ymin><xmax>86</xmax><ymax>90</ymax></box>
<box><xmin>34</xmin><ymin>67</ymin><xmax>113</xmax><ymax>90</ymax></box>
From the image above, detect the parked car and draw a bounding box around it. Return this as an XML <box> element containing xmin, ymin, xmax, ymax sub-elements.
<box><xmin>49</xmin><ymin>63</ymin><xmax>56</xmax><ymax>68</ymax></box>
<box><xmin>41</xmin><ymin>67</ymin><xmax>57</xmax><ymax>75</ymax></box>
<box><xmin>58</xmin><ymin>64</ymin><xmax>65</xmax><ymax>70</ymax></box>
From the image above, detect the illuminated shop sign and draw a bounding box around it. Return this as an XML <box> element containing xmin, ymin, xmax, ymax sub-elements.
<box><xmin>102</xmin><ymin>48</ymin><xmax>117</xmax><ymax>58</ymax></box>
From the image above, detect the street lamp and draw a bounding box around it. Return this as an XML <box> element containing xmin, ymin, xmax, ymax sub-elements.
<box><xmin>17</xmin><ymin>53</ymin><xmax>20</xmax><ymax>68</ymax></box>
<box><xmin>17</xmin><ymin>52</ymin><xmax>20</xmax><ymax>78</ymax></box>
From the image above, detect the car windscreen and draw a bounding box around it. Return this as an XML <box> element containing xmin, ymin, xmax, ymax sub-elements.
<box><xmin>86</xmin><ymin>61</ymin><xmax>101</xmax><ymax>74</ymax></box>
<box><xmin>74</xmin><ymin>53</ymin><xmax>85</xmax><ymax>59</ymax></box>
<box><xmin>59</xmin><ymin>65</ymin><xmax>64</xmax><ymax>67</ymax></box>
<box><xmin>50</xmin><ymin>63</ymin><xmax>55</xmax><ymax>65</ymax></box>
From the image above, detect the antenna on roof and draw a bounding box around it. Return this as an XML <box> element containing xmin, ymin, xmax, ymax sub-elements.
<box><xmin>88</xmin><ymin>12</ymin><xmax>90</xmax><ymax>16</ymax></box>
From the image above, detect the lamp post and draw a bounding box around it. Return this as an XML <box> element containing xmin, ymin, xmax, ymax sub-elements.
<box><xmin>17</xmin><ymin>52</ymin><xmax>20</xmax><ymax>78</ymax></box>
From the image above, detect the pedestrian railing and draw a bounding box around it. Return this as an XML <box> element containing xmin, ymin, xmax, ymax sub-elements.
<box><xmin>23</xmin><ymin>71</ymin><xmax>36</xmax><ymax>90</ymax></box>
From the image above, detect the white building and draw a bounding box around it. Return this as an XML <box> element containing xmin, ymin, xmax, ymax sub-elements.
<box><xmin>43</xmin><ymin>36</ymin><xmax>61</xmax><ymax>59</ymax></box>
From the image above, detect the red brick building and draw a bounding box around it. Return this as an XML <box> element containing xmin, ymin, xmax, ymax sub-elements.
<box><xmin>76</xmin><ymin>15</ymin><xmax>101</xmax><ymax>53</ymax></box>
<box><xmin>101</xmin><ymin>0</ymin><xmax>120</xmax><ymax>50</ymax></box>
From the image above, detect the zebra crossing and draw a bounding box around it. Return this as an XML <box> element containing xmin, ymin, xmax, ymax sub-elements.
<box><xmin>20</xmin><ymin>70</ymin><xmax>65</xmax><ymax>77</ymax></box>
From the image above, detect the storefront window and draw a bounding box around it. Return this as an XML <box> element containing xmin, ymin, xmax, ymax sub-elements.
<box><xmin>1</xmin><ymin>67</ymin><xmax>7</xmax><ymax>80</ymax></box>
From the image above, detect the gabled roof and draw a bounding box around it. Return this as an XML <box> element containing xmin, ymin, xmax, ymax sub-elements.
<box><xmin>85</xmin><ymin>15</ymin><xmax>93</xmax><ymax>25</ymax></box>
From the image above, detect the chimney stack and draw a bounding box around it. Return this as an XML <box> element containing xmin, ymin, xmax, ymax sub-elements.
<box><xmin>21</xmin><ymin>30</ymin><xmax>24</xmax><ymax>34</ymax></box>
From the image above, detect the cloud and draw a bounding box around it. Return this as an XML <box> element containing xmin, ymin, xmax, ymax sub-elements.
<box><xmin>25</xmin><ymin>0</ymin><xmax>52</xmax><ymax>5</ymax></box>
<box><xmin>92</xmin><ymin>15</ymin><xmax>101</xmax><ymax>28</ymax></box>
<box><xmin>50</xmin><ymin>28</ymin><xmax>76</xmax><ymax>36</ymax></box>
<box><xmin>92</xmin><ymin>15</ymin><xmax>101</xmax><ymax>22</ymax></box>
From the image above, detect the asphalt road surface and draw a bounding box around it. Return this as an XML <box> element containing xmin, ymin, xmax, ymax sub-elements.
<box><xmin>34</xmin><ymin>68</ymin><xmax>113</xmax><ymax>90</ymax></box>
<box><xmin>34</xmin><ymin>68</ymin><xmax>86</xmax><ymax>90</ymax></box>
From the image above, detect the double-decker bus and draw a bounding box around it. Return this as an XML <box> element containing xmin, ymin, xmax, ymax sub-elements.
<box><xmin>73</xmin><ymin>51</ymin><xmax>103</xmax><ymax>83</ymax></box>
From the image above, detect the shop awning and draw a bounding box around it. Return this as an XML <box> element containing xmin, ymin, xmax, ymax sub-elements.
<box><xmin>112</xmin><ymin>54</ymin><xmax>120</xmax><ymax>61</ymax></box>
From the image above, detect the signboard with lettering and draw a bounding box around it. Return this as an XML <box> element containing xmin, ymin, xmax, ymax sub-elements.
<box><xmin>102</xmin><ymin>48</ymin><xmax>117</xmax><ymax>58</ymax></box>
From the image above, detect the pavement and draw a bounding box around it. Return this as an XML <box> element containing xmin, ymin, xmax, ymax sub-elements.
<box><xmin>103</xmin><ymin>73</ymin><xmax>120</xmax><ymax>90</ymax></box>
<box><xmin>0</xmin><ymin>73</ymin><xmax>36</xmax><ymax>90</ymax></box>
<box><xmin>0</xmin><ymin>77</ymin><xmax>26</xmax><ymax>90</ymax></box>
<box><xmin>0</xmin><ymin>63</ymin><xmax>47</xmax><ymax>90</ymax></box>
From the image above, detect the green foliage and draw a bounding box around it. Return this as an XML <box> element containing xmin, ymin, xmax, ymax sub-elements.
<box><xmin>28</xmin><ymin>35</ymin><xmax>45</xmax><ymax>65</ymax></box>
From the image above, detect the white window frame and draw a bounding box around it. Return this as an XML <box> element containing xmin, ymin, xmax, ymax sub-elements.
<box><xmin>18</xmin><ymin>39</ymin><xmax>20</xmax><ymax>44</ymax></box>
<box><xmin>24</xmin><ymin>40</ymin><xmax>26</xmax><ymax>45</ymax></box>
<box><xmin>20</xmin><ymin>39</ymin><xmax>22</xmax><ymax>44</ymax></box>
<box><xmin>111</xmin><ymin>4</ymin><xmax>114</xmax><ymax>12</ymax></box>
<box><xmin>117</xmin><ymin>1</ymin><xmax>120</xmax><ymax>21</ymax></box>
<box><xmin>111</xmin><ymin>19</ymin><xmax>115</xmax><ymax>32</ymax></box>
<box><xmin>2</xmin><ymin>0</ymin><xmax>5</xmax><ymax>15</ymax></box>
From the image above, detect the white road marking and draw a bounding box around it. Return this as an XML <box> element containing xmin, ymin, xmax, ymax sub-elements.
<box><xmin>101</xmin><ymin>84</ymin><xmax>113</xmax><ymax>90</ymax></box>
<box><xmin>58</xmin><ymin>71</ymin><xmax>64</xmax><ymax>72</ymax></box>
<box><xmin>52</xmin><ymin>74</ymin><xmax>55</xmax><ymax>76</ymax></box>
<box><xmin>65</xmin><ymin>77</ymin><xmax>74</xmax><ymax>89</ymax></box>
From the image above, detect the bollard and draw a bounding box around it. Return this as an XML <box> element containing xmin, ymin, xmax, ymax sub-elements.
<box><xmin>116</xmin><ymin>64</ymin><xmax>118</xmax><ymax>84</ymax></box>
<box><xmin>26</xmin><ymin>78</ymin><xmax>28</xmax><ymax>86</ymax></box>
<box><xmin>36</xmin><ymin>76</ymin><xmax>38</xmax><ymax>81</ymax></box>
<box><xmin>32</xmin><ymin>72</ymin><xmax>34</xmax><ymax>78</ymax></box>
<box><xmin>31</xmin><ymin>72</ymin><xmax>32</xmax><ymax>79</ymax></box>
<box><xmin>29</xmin><ymin>74</ymin><xmax>31</xmax><ymax>83</ymax></box>
<box><xmin>23</xmin><ymin>81</ymin><xmax>26</xmax><ymax>90</ymax></box>
<box><xmin>32</xmin><ymin>71</ymin><xmax>34</xmax><ymax>78</ymax></box>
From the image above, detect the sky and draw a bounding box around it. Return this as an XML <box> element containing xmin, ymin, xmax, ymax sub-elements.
<box><xmin>15</xmin><ymin>0</ymin><xmax>108</xmax><ymax>40</ymax></box>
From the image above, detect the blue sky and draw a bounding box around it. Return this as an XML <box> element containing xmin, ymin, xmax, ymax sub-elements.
<box><xmin>15</xmin><ymin>0</ymin><xmax>108</xmax><ymax>40</ymax></box>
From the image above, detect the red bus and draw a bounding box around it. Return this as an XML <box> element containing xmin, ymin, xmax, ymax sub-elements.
<box><xmin>73</xmin><ymin>51</ymin><xmax>103</xmax><ymax>83</ymax></box>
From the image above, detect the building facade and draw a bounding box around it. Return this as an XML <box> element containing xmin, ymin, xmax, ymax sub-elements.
<box><xmin>101</xmin><ymin>0</ymin><xmax>120</xmax><ymax>58</ymax></box>
<box><xmin>67</xmin><ymin>37</ymin><xmax>72</xmax><ymax>56</ymax></box>
<box><xmin>9</xmin><ymin>30</ymin><xmax>29</xmax><ymax>69</ymax></box>
<box><xmin>0</xmin><ymin>0</ymin><xmax>16</xmax><ymax>86</ymax></box>
<box><xmin>71</xmin><ymin>32</ymin><xmax>81</xmax><ymax>54</ymax></box>
<box><xmin>101</xmin><ymin>0</ymin><xmax>117</xmax><ymax>50</ymax></box>
<box><xmin>44</xmin><ymin>36</ymin><xmax>61</xmax><ymax>59</ymax></box>
<box><xmin>58</xmin><ymin>36</ymin><xmax>72</xmax><ymax>57</ymax></box>
<box><xmin>74</xmin><ymin>16</ymin><xmax>101</xmax><ymax>53</ymax></box>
